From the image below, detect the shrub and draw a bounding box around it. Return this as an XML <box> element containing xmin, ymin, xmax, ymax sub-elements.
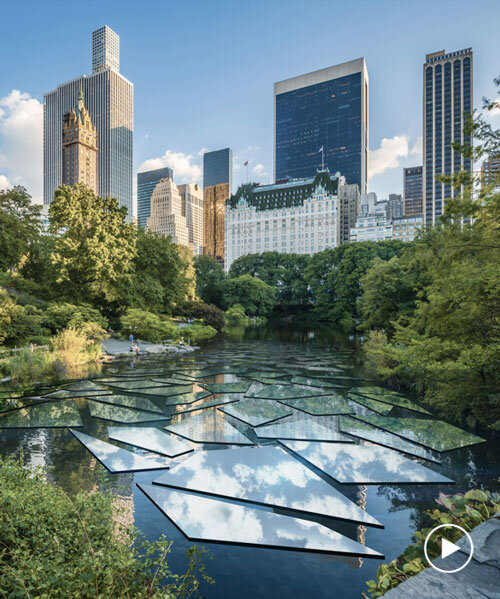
<box><xmin>51</xmin><ymin>323</ymin><xmax>107</xmax><ymax>367</ymax></box>
<box><xmin>181</xmin><ymin>324</ymin><xmax>217</xmax><ymax>343</ymax></box>
<box><xmin>42</xmin><ymin>302</ymin><xmax>108</xmax><ymax>334</ymax></box>
<box><xmin>0</xmin><ymin>288</ymin><xmax>48</xmax><ymax>346</ymax></box>
<box><xmin>0</xmin><ymin>455</ymin><xmax>212</xmax><ymax>598</ymax></box>
<box><xmin>7</xmin><ymin>348</ymin><xmax>56</xmax><ymax>385</ymax></box>
<box><xmin>364</xmin><ymin>490</ymin><xmax>500</xmax><ymax>597</ymax></box>
<box><xmin>222</xmin><ymin>274</ymin><xmax>276</xmax><ymax>316</ymax></box>
<box><xmin>120</xmin><ymin>308</ymin><xmax>178</xmax><ymax>343</ymax></box>
<box><xmin>225</xmin><ymin>304</ymin><xmax>250</xmax><ymax>326</ymax></box>
<box><xmin>180</xmin><ymin>300</ymin><xmax>225</xmax><ymax>330</ymax></box>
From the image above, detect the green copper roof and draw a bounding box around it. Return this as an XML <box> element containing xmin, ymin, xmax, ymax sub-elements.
<box><xmin>227</xmin><ymin>170</ymin><xmax>339</xmax><ymax>211</ymax></box>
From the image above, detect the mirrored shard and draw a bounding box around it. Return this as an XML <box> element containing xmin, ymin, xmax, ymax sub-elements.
<box><xmin>0</xmin><ymin>400</ymin><xmax>83</xmax><ymax>428</ymax></box>
<box><xmin>87</xmin><ymin>400</ymin><xmax>167</xmax><ymax>423</ymax></box>
<box><xmin>164</xmin><ymin>391</ymin><xmax>212</xmax><ymax>406</ymax></box>
<box><xmin>132</xmin><ymin>385</ymin><xmax>197</xmax><ymax>398</ymax></box>
<box><xmin>280</xmin><ymin>441</ymin><xmax>452</xmax><ymax>484</ymax></box>
<box><xmin>107</xmin><ymin>426</ymin><xmax>193</xmax><ymax>457</ymax></box>
<box><xmin>153</xmin><ymin>446</ymin><xmax>382</xmax><ymax>527</ymax></box>
<box><xmin>106</xmin><ymin>379</ymin><xmax>169</xmax><ymax>390</ymax></box>
<box><xmin>91</xmin><ymin>393</ymin><xmax>163</xmax><ymax>413</ymax></box>
<box><xmin>350</xmin><ymin>387</ymin><xmax>431</xmax><ymax>415</ymax></box>
<box><xmin>138</xmin><ymin>484</ymin><xmax>384</xmax><ymax>558</ymax></box>
<box><xmin>0</xmin><ymin>396</ymin><xmax>48</xmax><ymax>414</ymax></box>
<box><xmin>218</xmin><ymin>398</ymin><xmax>292</xmax><ymax>427</ymax></box>
<box><xmin>70</xmin><ymin>430</ymin><xmax>169</xmax><ymax>472</ymax></box>
<box><xmin>165</xmin><ymin>411</ymin><xmax>253</xmax><ymax>445</ymax></box>
<box><xmin>280</xmin><ymin>395</ymin><xmax>354</xmax><ymax>416</ymax></box>
<box><xmin>256</xmin><ymin>414</ymin><xmax>353</xmax><ymax>442</ymax></box>
<box><xmin>347</xmin><ymin>394</ymin><xmax>394</xmax><ymax>416</ymax></box>
<box><xmin>172</xmin><ymin>395</ymin><xmax>238</xmax><ymax>414</ymax></box>
<box><xmin>200</xmin><ymin>382</ymin><xmax>251</xmax><ymax>394</ymax></box>
<box><xmin>246</xmin><ymin>383</ymin><xmax>333</xmax><ymax>400</ymax></box>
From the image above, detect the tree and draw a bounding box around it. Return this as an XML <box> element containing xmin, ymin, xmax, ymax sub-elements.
<box><xmin>180</xmin><ymin>300</ymin><xmax>226</xmax><ymax>330</ymax></box>
<box><xmin>222</xmin><ymin>274</ymin><xmax>276</xmax><ymax>316</ymax></box>
<box><xmin>49</xmin><ymin>184</ymin><xmax>137</xmax><ymax>305</ymax></box>
<box><xmin>0</xmin><ymin>186</ymin><xmax>41</xmax><ymax>272</ymax></box>
<box><xmin>0</xmin><ymin>289</ymin><xmax>47</xmax><ymax>346</ymax></box>
<box><xmin>20</xmin><ymin>234</ymin><xmax>61</xmax><ymax>301</ymax></box>
<box><xmin>194</xmin><ymin>255</ymin><xmax>226</xmax><ymax>307</ymax></box>
<box><xmin>228</xmin><ymin>252</ymin><xmax>311</xmax><ymax>312</ymax></box>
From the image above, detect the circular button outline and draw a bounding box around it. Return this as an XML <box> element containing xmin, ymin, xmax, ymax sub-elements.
<box><xmin>424</xmin><ymin>523</ymin><xmax>474</xmax><ymax>574</ymax></box>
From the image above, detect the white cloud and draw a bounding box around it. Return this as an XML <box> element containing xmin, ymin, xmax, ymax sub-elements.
<box><xmin>369</xmin><ymin>135</ymin><xmax>410</xmax><ymax>178</ymax></box>
<box><xmin>138</xmin><ymin>150</ymin><xmax>202</xmax><ymax>184</ymax></box>
<box><xmin>197</xmin><ymin>147</ymin><xmax>210</xmax><ymax>157</ymax></box>
<box><xmin>0</xmin><ymin>90</ymin><xmax>43</xmax><ymax>203</ymax></box>
<box><xmin>252</xmin><ymin>163</ymin><xmax>266</xmax><ymax>176</ymax></box>
<box><xmin>0</xmin><ymin>174</ymin><xmax>10</xmax><ymax>191</ymax></box>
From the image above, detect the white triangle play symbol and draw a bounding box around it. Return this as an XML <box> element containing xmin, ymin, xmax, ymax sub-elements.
<box><xmin>441</xmin><ymin>537</ymin><xmax>460</xmax><ymax>559</ymax></box>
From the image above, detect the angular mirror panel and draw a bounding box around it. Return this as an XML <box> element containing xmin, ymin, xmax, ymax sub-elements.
<box><xmin>92</xmin><ymin>393</ymin><xmax>164</xmax><ymax>413</ymax></box>
<box><xmin>0</xmin><ymin>396</ymin><xmax>48</xmax><ymax>414</ymax></box>
<box><xmin>285</xmin><ymin>376</ymin><xmax>344</xmax><ymax>389</ymax></box>
<box><xmin>200</xmin><ymin>382</ymin><xmax>251</xmax><ymax>394</ymax></box>
<box><xmin>172</xmin><ymin>395</ymin><xmax>238</xmax><ymax>415</ymax></box>
<box><xmin>351</xmin><ymin>387</ymin><xmax>431</xmax><ymax>415</ymax></box>
<box><xmin>280</xmin><ymin>441</ymin><xmax>452</xmax><ymax>484</ymax></box>
<box><xmin>65</xmin><ymin>380</ymin><xmax>107</xmax><ymax>392</ymax></box>
<box><xmin>133</xmin><ymin>384</ymin><xmax>197</xmax><ymax>398</ymax></box>
<box><xmin>218</xmin><ymin>398</ymin><xmax>292</xmax><ymax>427</ymax></box>
<box><xmin>352</xmin><ymin>414</ymin><xmax>486</xmax><ymax>452</ymax></box>
<box><xmin>107</xmin><ymin>426</ymin><xmax>193</xmax><ymax>457</ymax></box>
<box><xmin>106</xmin><ymin>380</ymin><xmax>168</xmax><ymax>390</ymax></box>
<box><xmin>138</xmin><ymin>484</ymin><xmax>383</xmax><ymax>558</ymax></box>
<box><xmin>44</xmin><ymin>389</ymin><xmax>110</xmax><ymax>398</ymax></box>
<box><xmin>165</xmin><ymin>411</ymin><xmax>252</xmax><ymax>445</ymax></box>
<box><xmin>0</xmin><ymin>400</ymin><xmax>83</xmax><ymax>428</ymax></box>
<box><xmin>280</xmin><ymin>395</ymin><xmax>354</xmax><ymax>416</ymax></box>
<box><xmin>256</xmin><ymin>414</ymin><xmax>353</xmax><ymax>442</ymax></box>
<box><xmin>246</xmin><ymin>384</ymin><xmax>333</xmax><ymax>400</ymax></box>
<box><xmin>347</xmin><ymin>394</ymin><xmax>394</xmax><ymax>416</ymax></box>
<box><xmin>338</xmin><ymin>416</ymin><xmax>440</xmax><ymax>463</ymax></box>
<box><xmin>164</xmin><ymin>391</ymin><xmax>212</xmax><ymax>406</ymax></box>
<box><xmin>87</xmin><ymin>400</ymin><xmax>167</xmax><ymax>423</ymax></box>
<box><xmin>70</xmin><ymin>430</ymin><xmax>169</xmax><ymax>472</ymax></box>
<box><xmin>153</xmin><ymin>446</ymin><xmax>382</xmax><ymax>527</ymax></box>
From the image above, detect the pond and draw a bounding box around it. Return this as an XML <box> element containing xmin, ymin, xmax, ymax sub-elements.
<box><xmin>1</xmin><ymin>322</ymin><xmax>498</xmax><ymax>599</ymax></box>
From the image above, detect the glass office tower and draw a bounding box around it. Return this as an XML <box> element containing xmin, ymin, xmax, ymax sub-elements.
<box><xmin>423</xmin><ymin>48</ymin><xmax>473</xmax><ymax>224</ymax></box>
<box><xmin>137</xmin><ymin>166</ymin><xmax>173</xmax><ymax>228</ymax></box>
<box><xmin>403</xmin><ymin>166</ymin><xmax>423</xmax><ymax>216</ymax></box>
<box><xmin>203</xmin><ymin>148</ymin><xmax>233</xmax><ymax>189</ymax></box>
<box><xmin>274</xmin><ymin>58</ymin><xmax>369</xmax><ymax>193</ymax></box>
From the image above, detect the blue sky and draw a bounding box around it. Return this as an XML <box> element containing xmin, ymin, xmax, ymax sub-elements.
<box><xmin>1</xmin><ymin>0</ymin><xmax>499</xmax><ymax>206</ymax></box>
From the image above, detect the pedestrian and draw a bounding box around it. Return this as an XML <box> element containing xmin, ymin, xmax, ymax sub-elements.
<box><xmin>29</xmin><ymin>342</ymin><xmax>34</xmax><ymax>353</ymax></box>
<box><xmin>129</xmin><ymin>333</ymin><xmax>134</xmax><ymax>351</ymax></box>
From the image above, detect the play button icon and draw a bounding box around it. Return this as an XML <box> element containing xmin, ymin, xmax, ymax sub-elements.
<box><xmin>424</xmin><ymin>524</ymin><xmax>474</xmax><ymax>573</ymax></box>
<box><xmin>441</xmin><ymin>537</ymin><xmax>460</xmax><ymax>559</ymax></box>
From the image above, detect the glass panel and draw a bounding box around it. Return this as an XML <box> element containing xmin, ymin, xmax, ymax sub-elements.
<box><xmin>0</xmin><ymin>400</ymin><xmax>83</xmax><ymax>428</ymax></box>
<box><xmin>139</xmin><ymin>484</ymin><xmax>383</xmax><ymax>557</ymax></box>
<box><xmin>0</xmin><ymin>396</ymin><xmax>48</xmax><ymax>414</ymax></box>
<box><xmin>255</xmin><ymin>414</ymin><xmax>353</xmax><ymax>442</ymax></box>
<box><xmin>280</xmin><ymin>441</ymin><xmax>452</xmax><ymax>484</ymax></box>
<box><xmin>107</xmin><ymin>380</ymin><xmax>169</xmax><ymax>390</ymax></box>
<box><xmin>285</xmin><ymin>376</ymin><xmax>345</xmax><ymax>389</ymax></box>
<box><xmin>153</xmin><ymin>446</ymin><xmax>382</xmax><ymax>527</ymax></box>
<box><xmin>92</xmin><ymin>393</ymin><xmax>164</xmax><ymax>413</ymax></box>
<box><xmin>65</xmin><ymin>380</ymin><xmax>107</xmax><ymax>392</ymax></box>
<box><xmin>280</xmin><ymin>396</ymin><xmax>353</xmax><ymax>416</ymax></box>
<box><xmin>133</xmin><ymin>385</ymin><xmax>198</xmax><ymax>398</ymax></box>
<box><xmin>172</xmin><ymin>395</ymin><xmax>238</xmax><ymax>414</ymax></box>
<box><xmin>200</xmin><ymin>382</ymin><xmax>251</xmax><ymax>394</ymax></box>
<box><xmin>338</xmin><ymin>416</ymin><xmax>440</xmax><ymax>463</ymax></box>
<box><xmin>44</xmin><ymin>388</ymin><xmax>110</xmax><ymax>398</ymax></box>
<box><xmin>351</xmin><ymin>387</ymin><xmax>431</xmax><ymax>415</ymax></box>
<box><xmin>70</xmin><ymin>430</ymin><xmax>169</xmax><ymax>472</ymax></box>
<box><xmin>218</xmin><ymin>398</ymin><xmax>292</xmax><ymax>426</ymax></box>
<box><xmin>164</xmin><ymin>391</ymin><xmax>212</xmax><ymax>406</ymax></box>
<box><xmin>354</xmin><ymin>414</ymin><xmax>486</xmax><ymax>452</ymax></box>
<box><xmin>107</xmin><ymin>426</ymin><xmax>193</xmax><ymax>457</ymax></box>
<box><xmin>165</xmin><ymin>411</ymin><xmax>253</xmax><ymax>445</ymax></box>
<box><xmin>246</xmin><ymin>383</ymin><xmax>333</xmax><ymax>400</ymax></box>
<box><xmin>347</xmin><ymin>394</ymin><xmax>394</xmax><ymax>415</ymax></box>
<box><xmin>87</xmin><ymin>400</ymin><xmax>167</xmax><ymax>423</ymax></box>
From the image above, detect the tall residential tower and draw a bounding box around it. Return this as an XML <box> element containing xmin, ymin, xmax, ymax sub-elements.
<box><xmin>137</xmin><ymin>167</ymin><xmax>173</xmax><ymax>228</ymax></box>
<box><xmin>44</xmin><ymin>25</ymin><xmax>133</xmax><ymax>218</ymax></box>
<box><xmin>403</xmin><ymin>166</ymin><xmax>423</xmax><ymax>216</ymax></box>
<box><xmin>274</xmin><ymin>59</ymin><xmax>369</xmax><ymax>192</ymax></box>
<box><xmin>423</xmin><ymin>48</ymin><xmax>473</xmax><ymax>224</ymax></box>
<box><xmin>203</xmin><ymin>148</ymin><xmax>233</xmax><ymax>190</ymax></box>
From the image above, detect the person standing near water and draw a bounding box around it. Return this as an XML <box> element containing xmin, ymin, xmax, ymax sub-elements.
<box><xmin>129</xmin><ymin>333</ymin><xmax>134</xmax><ymax>351</ymax></box>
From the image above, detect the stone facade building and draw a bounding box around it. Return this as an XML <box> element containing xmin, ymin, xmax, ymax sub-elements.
<box><xmin>146</xmin><ymin>178</ymin><xmax>189</xmax><ymax>246</ymax></box>
<box><xmin>178</xmin><ymin>183</ymin><xmax>204</xmax><ymax>256</ymax></box>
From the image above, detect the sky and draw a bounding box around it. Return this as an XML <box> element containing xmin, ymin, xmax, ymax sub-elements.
<box><xmin>1</xmin><ymin>0</ymin><xmax>500</xmax><ymax>209</ymax></box>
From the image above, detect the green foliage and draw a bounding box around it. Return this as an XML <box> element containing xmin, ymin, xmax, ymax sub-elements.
<box><xmin>51</xmin><ymin>323</ymin><xmax>107</xmax><ymax>370</ymax></box>
<box><xmin>194</xmin><ymin>255</ymin><xmax>226</xmax><ymax>307</ymax></box>
<box><xmin>42</xmin><ymin>302</ymin><xmax>108</xmax><ymax>334</ymax></box>
<box><xmin>364</xmin><ymin>490</ymin><xmax>500</xmax><ymax>598</ymax></box>
<box><xmin>20</xmin><ymin>234</ymin><xmax>64</xmax><ymax>301</ymax></box>
<box><xmin>181</xmin><ymin>323</ymin><xmax>218</xmax><ymax>343</ymax></box>
<box><xmin>225</xmin><ymin>304</ymin><xmax>250</xmax><ymax>326</ymax></box>
<box><xmin>0</xmin><ymin>455</ymin><xmax>212</xmax><ymax>598</ymax></box>
<box><xmin>49</xmin><ymin>184</ymin><xmax>137</xmax><ymax>305</ymax></box>
<box><xmin>120</xmin><ymin>309</ymin><xmax>178</xmax><ymax>343</ymax></box>
<box><xmin>0</xmin><ymin>186</ymin><xmax>41</xmax><ymax>271</ymax></box>
<box><xmin>228</xmin><ymin>252</ymin><xmax>311</xmax><ymax>312</ymax></box>
<box><xmin>222</xmin><ymin>274</ymin><xmax>276</xmax><ymax>316</ymax></box>
<box><xmin>179</xmin><ymin>300</ymin><xmax>226</xmax><ymax>330</ymax></box>
<box><xmin>0</xmin><ymin>289</ymin><xmax>48</xmax><ymax>346</ymax></box>
<box><xmin>305</xmin><ymin>241</ymin><xmax>405</xmax><ymax>324</ymax></box>
<box><xmin>6</xmin><ymin>348</ymin><xmax>56</xmax><ymax>385</ymax></box>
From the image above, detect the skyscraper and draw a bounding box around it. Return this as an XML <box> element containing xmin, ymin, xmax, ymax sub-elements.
<box><xmin>146</xmin><ymin>178</ymin><xmax>189</xmax><ymax>246</ymax></box>
<box><xmin>403</xmin><ymin>166</ymin><xmax>423</xmax><ymax>216</ymax></box>
<box><xmin>44</xmin><ymin>25</ymin><xmax>133</xmax><ymax>219</ymax></box>
<box><xmin>62</xmin><ymin>87</ymin><xmax>98</xmax><ymax>192</ymax></box>
<box><xmin>338</xmin><ymin>183</ymin><xmax>360</xmax><ymax>245</ymax></box>
<box><xmin>274</xmin><ymin>58</ymin><xmax>369</xmax><ymax>192</ymax></box>
<box><xmin>204</xmin><ymin>183</ymin><xmax>228</xmax><ymax>263</ymax></box>
<box><xmin>423</xmin><ymin>48</ymin><xmax>473</xmax><ymax>225</ymax></box>
<box><xmin>386</xmin><ymin>193</ymin><xmax>403</xmax><ymax>220</ymax></box>
<box><xmin>178</xmin><ymin>183</ymin><xmax>204</xmax><ymax>256</ymax></box>
<box><xmin>137</xmin><ymin>167</ymin><xmax>173</xmax><ymax>228</ymax></box>
<box><xmin>203</xmin><ymin>148</ymin><xmax>233</xmax><ymax>189</ymax></box>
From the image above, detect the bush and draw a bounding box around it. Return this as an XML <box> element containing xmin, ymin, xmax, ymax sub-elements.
<box><xmin>222</xmin><ymin>274</ymin><xmax>276</xmax><ymax>317</ymax></box>
<box><xmin>7</xmin><ymin>348</ymin><xmax>56</xmax><ymax>385</ymax></box>
<box><xmin>51</xmin><ymin>323</ymin><xmax>107</xmax><ymax>367</ymax></box>
<box><xmin>120</xmin><ymin>308</ymin><xmax>178</xmax><ymax>343</ymax></box>
<box><xmin>364</xmin><ymin>489</ymin><xmax>500</xmax><ymax>597</ymax></box>
<box><xmin>0</xmin><ymin>455</ymin><xmax>212</xmax><ymax>598</ymax></box>
<box><xmin>181</xmin><ymin>324</ymin><xmax>217</xmax><ymax>343</ymax></box>
<box><xmin>0</xmin><ymin>288</ymin><xmax>48</xmax><ymax>346</ymax></box>
<box><xmin>180</xmin><ymin>300</ymin><xmax>225</xmax><ymax>330</ymax></box>
<box><xmin>225</xmin><ymin>304</ymin><xmax>250</xmax><ymax>326</ymax></box>
<box><xmin>42</xmin><ymin>302</ymin><xmax>108</xmax><ymax>334</ymax></box>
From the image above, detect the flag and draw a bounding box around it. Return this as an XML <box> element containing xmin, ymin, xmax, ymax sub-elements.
<box><xmin>243</xmin><ymin>161</ymin><xmax>248</xmax><ymax>166</ymax></box>
<box><xmin>318</xmin><ymin>146</ymin><xmax>324</xmax><ymax>153</ymax></box>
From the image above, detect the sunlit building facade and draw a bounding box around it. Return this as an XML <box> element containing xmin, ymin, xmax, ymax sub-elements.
<box><xmin>204</xmin><ymin>183</ymin><xmax>228</xmax><ymax>263</ymax></box>
<box><xmin>178</xmin><ymin>183</ymin><xmax>204</xmax><ymax>255</ymax></box>
<box><xmin>146</xmin><ymin>178</ymin><xmax>189</xmax><ymax>246</ymax></box>
<box><xmin>137</xmin><ymin>167</ymin><xmax>173</xmax><ymax>228</ymax></box>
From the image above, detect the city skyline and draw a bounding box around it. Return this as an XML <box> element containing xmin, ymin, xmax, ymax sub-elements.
<box><xmin>1</xmin><ymin>0</ymin><xmax>499</xmax><ymax>210</ymax></box>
